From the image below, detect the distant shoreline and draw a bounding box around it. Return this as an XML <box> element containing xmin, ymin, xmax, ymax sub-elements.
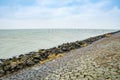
<box><xmin>0</xmin><ymin>28</ymin><xmax>118</xmax><ymax>30</ymax></box>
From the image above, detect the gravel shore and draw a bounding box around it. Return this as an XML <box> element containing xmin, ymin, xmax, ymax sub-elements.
<box><xmin>1</xmin><ymin>32</ymin><xmax>120</xmax><ymax>80</ymax></box>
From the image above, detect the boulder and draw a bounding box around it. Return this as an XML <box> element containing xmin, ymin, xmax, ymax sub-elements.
<box><xmin>26</xmin><ymin>59</ymin><xmax>35</xmax><ymax>66</ymax></box>
<box><xmin>0</xmin><ymin>59</ymin><xmax>5</xmax><ymax>63</ymax></box>
<box><xmin>12</xmin><ymin>57</ymin><xmax>18</xmax><ymax>62</ymax></box>
<box><xmin>10</xmin><ymin>62</ymin><xmax>17</xmax><ymax>69</ymax></box>
<box><xmin>32</xmin><ymin>59</ymin><xmax>40</xmax><ymax>63</ymax></box>
<box><xmin>3</xmin><ymin>65</ymin><xmax>11</xmax><ymax>72</ymax></box>
<box><xmin>34</xmin><ymin>53</ymin><xmax>40</xmax><ymax>59</ymax></box>
<box><xmin>18</xmin><ymin>56</ymin><xmax>27</xmax><ymax>65</ymax></box>
<box><xmin>21</xmin><ymin>60</ymin><xmax>27</xmax><ymax>67</ymax></box>
<box><xmin>0</xmin><ymin>69</ymin><xmax>4</xmax><ymax>77</ymax></box>
<box><xmin>16</xmin><ymin>63</ymin><xmax>23</xmax><ymax>69</ymax></box>
<box><xmin>57</xmin><ymin>48</ymin><xmax>63</xmax><ymax>53</ymax></box>
<box><xmin>29</xmin><ymin>51</ymin><xmax>36</xmax><ymax>54</ymax></box>
<box><xmin>32</xmin><ymin>53</ymin><xmax>41</xmax><ymax>63</ymax></box>
<box><xmin>61</xmin><ymin>47</ymin><xmax>68</xmax><ymax>51</ymax></box>
<box><xmin>19</xmin><ymin>54</ymin><xmax>24</xmax><ymax>57</ymax></box>
<box><xmin>49</xmin><ymin>47</ymin><xmax>58</xmax><ymax>53</ymax></box>
<box><xmin>38</xmin><ymin>49</ymin><xmax>46</xmax><ymax>53</ymax></box>
<box><xmin>40</xmin><ymin>52</ymin><xmax>49</xmax><ymax>59</ymax></box>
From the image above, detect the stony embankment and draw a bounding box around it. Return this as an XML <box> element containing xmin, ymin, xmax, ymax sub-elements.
<box><xmin>0</xmin><ymin>30</ymin><xmax>120</xmax><ymax>79</ymax></box>
<box><xmin>45</xmin><ymin>33</ymin><xmax>120</xmax><ymax>80</ymax></box>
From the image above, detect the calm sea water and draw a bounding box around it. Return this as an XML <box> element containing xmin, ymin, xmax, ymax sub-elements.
<box><xmin>0</xmin><ymin>29</ymin><xmax>117</xmax><ymax>59</ymax></box>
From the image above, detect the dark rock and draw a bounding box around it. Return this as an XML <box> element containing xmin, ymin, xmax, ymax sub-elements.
<box><xmin>16</xmin><ymin>64</ymin><xmax>23</xmax><ymax>69</ymax></box>
<box><xmin>61</xmin><ymin>47</ymin><xmax>68</xmax><ymax>51</ymax></box>
<box><xmin>68</xmin><ymin>46</ymin><xmax>74</xmax><ymax>50</ymax></box>
<box><xmin>40</xmin><ymin>52</ymin><xmax>49</xmax><ymax>59</ymax></box>
<box><xmin>0</xmin><ymin>69</ymin><xmax>4</xmax><ymax>77</ymax></box>
<box><xmin>29</xmin><ymin>51</ymin><xmax>36</xmax><ymax>54</ymax></box>
<box><xmin>12</xmin><ymin>57</ymin><xmax>18</xmax><ymax>62</ymax></box>
<box><xmin>38</xmin><ymin>49</ymin><xmax>46</xmax><ymax>53</ymax></box>
<box><xmin>21</xmin><ymin>60</ymin><xmax>27</xmax><ymax>67</ymax></box>
<box><xmin>59</xmin><ymin>49</ymin><xmax>64</xmax><ymax>53</ymax></box>
<box><xmin>19</xmin><ymin>56</ymin><xmax>28</xmax><ymax>66</ymax></box>
<box><xmin>32</xmin><ymin>59</ymin><xmax>40</xmax><ymax>63</ymax></box>
<box><xmin>3</xmin><ymin>60</ymin><xmax>10</xmax><ymax>66</ymax></box>
<box><xmin>10</xmin><ymin>62</ymin><xmax>17</xmax><ymax>70</ymax></box>
<box><xmin>55</xmin><ymin>48</ymin><xmax>59</xmax><ymax>53</ymax></box>
<box><xmin>49</xmin><ymin>47</ymin><xmax>58</xmax><ymax>53</ymax></box>
<box><xmin>19</xmin><ymin>54</ymin><xmax>24</xmax><ymax>58</ymax></box>
<box><xmin>3</xmin><ymin>65</ymin><xmax>11</xmax><ymax>72</ymax></box>
<box><xmin>33</xmin><ymin>53</ymin><xmax>41</xmax><ymax>63</ymax></box>
<box><xmin>85</xmin><ymin>38</ymin><xmax>93</xmax><ymax>44</ymax></box>
<box><xmin>0</xmin><ymin>63</ymin><xmax>5</xmax><ymax>77</ymax></box>
<box><xmin>26</xmin><ymin>59</ymin><xmax>35</xmax><ymax>66</ymax></box>
<box><xmin>8</xmin><ymin>58</ymin><xmax>13</xmax><ymax>61</ymax></box>
<box><xmin>0</xmin><ymin>59</ymin><xmax>5</xmax><ymax>62</ymax></box>
<box><xmin>20</xmin><ymin>55</ymin><xmax>29</xmax><ymax>62</ymax></box>
<box><xmin>45</xmin><ymin>49</ymin><xmax>51</xmax><ymax>52</ymax></box>
<box><xmin>33</xmin><ymin>56</ymin><xmax>40</xmax><ymax>60</ymax></box>
<box><xmin>74</xmin><ymin>42</ymin><xmax>81</xmax><ymax>48</ymax></box>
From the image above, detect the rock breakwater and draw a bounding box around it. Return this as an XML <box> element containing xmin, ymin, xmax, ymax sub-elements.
<box><xmin>0</xmin><ymin>30</ymin><xmax>119</xmax><ymax>77</ymax></box>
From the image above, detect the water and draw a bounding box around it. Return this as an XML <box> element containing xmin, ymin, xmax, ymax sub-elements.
<box><xmin>0</xmin><ymin>29</ymin><xmax>117</xmax><ymax>59</ymax></box>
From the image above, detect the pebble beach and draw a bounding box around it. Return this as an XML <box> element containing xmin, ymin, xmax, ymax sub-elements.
<box><xmin>0</xmin><ymin>31</ymin><xmax>120</xmax><ymax>80</ymax></box>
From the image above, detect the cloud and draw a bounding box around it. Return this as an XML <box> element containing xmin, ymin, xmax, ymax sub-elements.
<box><xmin>0</xmin><ymin>0</ymin><xmax>120</xmax><ymax>29</ymax></box>
<box><xmin>0</xmin><ymin>0</ymin><xmax>109</xmax><ymax>19</ymax></box>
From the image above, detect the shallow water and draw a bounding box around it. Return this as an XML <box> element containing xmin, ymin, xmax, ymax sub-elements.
<box><xmin>0</xmin><ymin>29</ymin><xmax>117</xmax><ymax>58</ymax></box>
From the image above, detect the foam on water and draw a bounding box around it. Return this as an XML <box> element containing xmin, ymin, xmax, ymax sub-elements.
<box><xmin>0</xmin><ymin>29</ymin><xmax>117</xmax><ymax>58</ymax></box>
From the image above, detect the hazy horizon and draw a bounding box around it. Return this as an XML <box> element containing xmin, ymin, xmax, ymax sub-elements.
<box><xmin>0</xmin><ymin>27</ymin><xmax>120</xmax><ymax>30</ymax></box>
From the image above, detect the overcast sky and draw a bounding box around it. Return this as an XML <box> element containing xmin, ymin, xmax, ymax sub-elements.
<box><xmin>0</xmin><ymin>0</ymin><xmax>120</xmax><ymax>29</ymax></box>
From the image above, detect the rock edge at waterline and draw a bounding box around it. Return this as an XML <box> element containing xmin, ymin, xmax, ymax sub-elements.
<box><xmin>0</xmin><ymin>30</ymin><xmax>120</xmax><ymax>78</ymax></box>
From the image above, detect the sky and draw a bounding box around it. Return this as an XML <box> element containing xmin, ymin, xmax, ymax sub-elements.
<box><xmin>0</xmin><ymin>0</ymin><xmax>120</xmax><ymax>29</ymax></box>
